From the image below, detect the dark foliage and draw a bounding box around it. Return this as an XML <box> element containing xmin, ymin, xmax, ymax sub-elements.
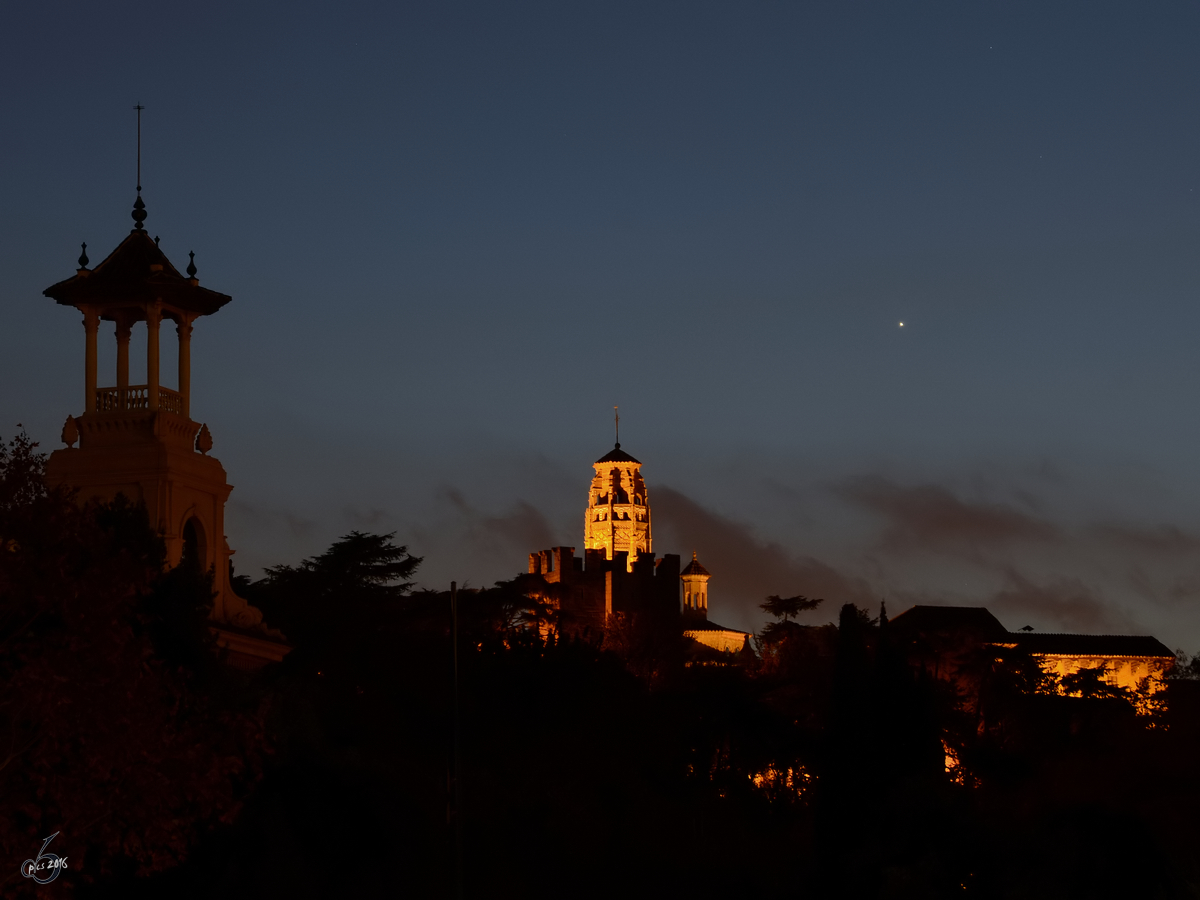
<box><xmin>7</xmin><ymin>441</ymin><xmax>1200</xmax><ymax>897</ymax></box>
<box><xmin>0</xmin><ymin>433</ymin><xmax>266</xmax><ymax>895</ymax></box>
<box><xmin>760</xmin><ymin>592</ymin><xmax>824</xmax><ymax>625</ymax></box>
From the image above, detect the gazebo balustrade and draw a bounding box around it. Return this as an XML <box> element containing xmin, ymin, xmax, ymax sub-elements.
<box><xmin>94</xmin><ymin>384</ymin><xmax>184</xmax><ymax>415</ymax></box>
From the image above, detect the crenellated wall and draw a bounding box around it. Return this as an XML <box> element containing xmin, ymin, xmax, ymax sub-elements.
<box><xmin>527</xmin><ymin>544</ymin><xmax>679</xmax><ymax>636</ymax></box>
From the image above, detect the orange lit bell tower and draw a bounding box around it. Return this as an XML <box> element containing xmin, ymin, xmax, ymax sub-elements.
<box><xmin>42</xmin><ymin>175</ymin><xmax>286</xmax><ymax>667</ymax></box>
<box><xmin>583</xmin><ymin>442</ymin><xmax>652</xmax><ymax>570</ymax></box>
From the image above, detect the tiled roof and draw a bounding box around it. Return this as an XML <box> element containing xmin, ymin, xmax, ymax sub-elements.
<box><xmin>890</xmin><ymin>605</ymin><xmax>1174</xmax><ymax>659</ymax></box>
<box><xmin>44</xmin><ymin>230</ymin><xmax>231</xmax><ymax>317</ymax></box>
<box><xmin>1013</xmin><ymin>632</ymin><xmax>1174</xmax><ymax>659</ymax></box>
<box><xmin>680</xmin><ymin>552</ymin><xmax>710</xmax><ymax>578</ymax></box>
<box><xmin>595</xmin><ymin>443</ymin><xmax>640</xmax><ymax>464</ymax></box>
<box><xmin>684</xmin><ymin>619</ymin><xmax>748</xmax><ymax>635</ymax></box>
<box><xmin>889</xmin><ymin>605</ymin><xmax>1008</xmax><ymax>639</ymax></box>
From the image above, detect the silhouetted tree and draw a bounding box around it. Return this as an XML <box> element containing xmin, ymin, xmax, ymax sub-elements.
<box><xmin>1060</xmin><ymin>664</ymin><xmax>1129</xmax><ymax>702</ymax></box>
<box><xmin>756</xmin><ymin>593</ymin><xmax>828</xmax><ymax>683</ymax></box>
<box><xmin>973</xmin><ymin>644</ymin><xmax>1061</xmax><ymax>745</ymax></box>
<box><xmin>138</xmin><ymin>558</ymin><xmax>221</xmax><ymax>678</ymax></box>
<box><xmin>760</xmin><ymin>593</ymin><xmax>824</xmax><ymax>624</ymax></box>
<box><xmin>1169</xmin><ymin>649</ymin><xmax>1200</xmax><ymax>680</ymax></box>
<box><xmin>252</xmin><ymin>531</ymin><xmax>420</xmax><ymax>636</ymax></box>
<box><xmin>0</xmin><ymin>433</ymin><xmax>265</xmax><ymax>894</ymax></box>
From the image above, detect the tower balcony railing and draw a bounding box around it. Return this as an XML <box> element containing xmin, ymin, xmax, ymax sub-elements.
<box><xmin>95</xmin><ymin>385</ymin><xmax>184</xmax><ymax>416</ymax></box>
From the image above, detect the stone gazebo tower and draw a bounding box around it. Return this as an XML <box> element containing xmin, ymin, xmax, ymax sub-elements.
<box><xmin>583</xmin><ymin>443</ymin><xmax>652</xmax><ymax>571</ymax></box>
<box><xmin>42</xmin><ymin>194</ymin><xmax>286</xmax><ymax>667</ymax></box>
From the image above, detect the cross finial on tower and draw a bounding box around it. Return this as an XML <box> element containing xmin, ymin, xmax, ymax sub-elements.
<box><xmin>614</xmin><ymin>405</ymin><xmax>620</xmax><ymax>448</ymax></box>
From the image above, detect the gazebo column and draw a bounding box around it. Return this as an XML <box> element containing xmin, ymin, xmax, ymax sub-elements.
<box><xmin>146</xmin><ymin>305</ymin><xmax>161</xmax><ymax>412</ymax></box>
<box><xmin>83</xmin><ymin>309</ymin><xmax>98</xmax><ymax>414</ymax></box>
<box><xmin>115</xmin><ymin>318</ymin><xmax>131</xmax><ymax>409</ymax></box>
<box><xmin>177</xmin><ymin>319</ymin><xmax>193</xmax><ymax>419</ymax></box>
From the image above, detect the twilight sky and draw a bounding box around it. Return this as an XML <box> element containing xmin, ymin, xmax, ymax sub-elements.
<box><xmin>4</xmin><ymin>2</ymin><xmax>1200</xmax><ymax>646</ymax></box>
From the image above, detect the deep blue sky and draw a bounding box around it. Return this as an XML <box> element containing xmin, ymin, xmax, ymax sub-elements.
<box><xmin>4</xmin><ymin>2</ymin><xmax>1200</xmax><ymax>645</ymax></box>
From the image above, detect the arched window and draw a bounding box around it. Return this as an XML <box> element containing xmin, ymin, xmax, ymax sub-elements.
<box><xmin>181</xmin><ymin>517</ymin><xmax>206</xmax><ymax>572</ymax></box>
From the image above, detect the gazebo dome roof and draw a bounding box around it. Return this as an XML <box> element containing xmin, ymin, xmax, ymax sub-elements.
<box><xmin>44</xmin><ymin>229</ymin><xmax>231</xmax><ymax>319</ymax></box>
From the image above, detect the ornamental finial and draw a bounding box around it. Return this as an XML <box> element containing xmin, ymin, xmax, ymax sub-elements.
<box><xmin>77</xmin><ymin>242</ymin><xmax>88</xmax><ymax>268</ymax></box>
<box><xmin>61</xmin><ymin>416</ymin><xmax>79</xmax><ymax>448</ymax></box>
<box><xmin>186</xmin><ymin>251</ymin><xmax>197</xmax><ymax>278</ymax></box>
<box><xmin>131</xmin><ymin>104</ymin><xmax>147</xmax><ymax>231</ymax></box>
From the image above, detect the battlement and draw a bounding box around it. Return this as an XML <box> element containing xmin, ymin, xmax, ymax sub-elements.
<box><xmin>526</xmin><ymin>544</ymin><xmax>681</xmax><ymax>634</ymax></box>
<box><xmin>528</xmin><ymin>546</ymin><xmax>582</xmax><ymax>582</ymax></box>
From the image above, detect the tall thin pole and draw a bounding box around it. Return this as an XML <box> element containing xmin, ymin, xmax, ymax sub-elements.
<box><xmin>614</xmin><ymin>405</ymin><xmax>619</xmax><ymax>445</ymax></box>
<box><xmin>451</xmin><ymin>581</ymin><xmax>463</xmax><ymax>899</ymax></box>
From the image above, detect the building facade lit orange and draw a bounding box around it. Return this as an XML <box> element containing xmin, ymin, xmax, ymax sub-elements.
<box><xmin>583</xmin><ymin>443</ymin><xmax>651</xmax><ymax>570</ymax></box>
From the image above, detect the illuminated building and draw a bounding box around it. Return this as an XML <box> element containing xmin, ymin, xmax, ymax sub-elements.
<box><xmin>526</xmin><ymin>546</ymin><xmax>679</xmax><ymax>637</ymax></box>
<box><xmin>680</xmin><ymin>552</ymin><xmax>751</xmax><ymax>653</ymax></box>
<box><xmin>528</xmin><ymin>443</ymin><xmax>749</xmax><ymax>652</ymax></box>
<box><xmin>1010</xmin><ymin>631</ymin><xmax>1175</xmax><ymax>710</ymax></box>
<box><xmin>583</xmin><ymin>443</ymin><xmax>651</xmax><ymax>570</ymax></box>
<box><xmin>681</xmin><ymin>551</ymin><xmax>710</xmax><ymax>616</ymax></box>
<box><xmin>889</xmin><ymin>605</ymin><xmax>1174</xmax><ymax>713</ymax></box>
<box><xmin>41</xmin><ymin>190</ymin><xmax>287</xmax><ymax>668</ymax></box>
<box><xmin>528</xmin><ymin>443</ymin><xmax>677</xmax><ymax>632</ymax></box>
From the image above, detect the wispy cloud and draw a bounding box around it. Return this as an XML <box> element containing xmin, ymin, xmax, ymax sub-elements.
<box><xmin>342</xmin><ymin>505</ymin><xmax>395</xmax><ymax>532</ymax></box>
<box><xmin>986</xmin><ymin>567</ymin><xmax>1138</xmax><ymax>634</ymax></box>
<box><xmin>437</xmin><ymin>486</ymin><xmax>557</xmax><ymax>557</ymax></box>
<box><xmin>226</xmin><ymin>462</ymin><xmax>1200</xmax><ymax>644</ymax></box>
<box><xmin>225</xmin><ymin>498</ymin><xmax>320</xmax><ymax>543</ymax></box>
<box><xmin>835</xmin><ymin>475</ymin><xmax>1058</xmax><ymax>561</ymax></box>
<box><xmin>1090</xmin><ymin>523</ymin><xmax>1200</xmax><ymax>555</ymax></box>
<box><xmin>653</xmin><ymin>485</ymin><xmax>875</xmax><ymax>629</ymax></box>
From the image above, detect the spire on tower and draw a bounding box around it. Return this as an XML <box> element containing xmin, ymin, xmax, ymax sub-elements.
<box><xmin>131</xmin><ymin>104</ymin><xmax>147</xmax><ymax>231</ymax></box>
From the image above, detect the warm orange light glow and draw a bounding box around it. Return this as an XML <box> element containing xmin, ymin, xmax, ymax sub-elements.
<box><xmin>584</xmin><ymin>449</ymin><xmax>651</xmax><ymax>570</ymax></box>
<box><xmin>1033</xmin><ymin>654</ymin><xmax>1171</xmax><ymax>715</ymax></box>
<box><xmin>748</xmin><ymin>764</ymin><xmax>813</xmax><ymax>802</ymax></box>
<box><xmin>943</xmin><ymin>740</ymin><xmax>967</xmax><ymax>785</ymax></box>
